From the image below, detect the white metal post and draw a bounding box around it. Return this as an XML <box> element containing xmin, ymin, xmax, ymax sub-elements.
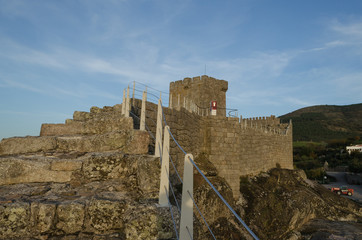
<box><xmin>122</xmin><ymin>88</ymin><xmax>126</xmax><ymax>115</ymax></box>
<box><xmin>158</xmin><ymin>125</ymin><xmax>170</xmax><ymax>207</ymax></box>
<box><xmin>132</xmin><ymin>81</ymin><xmax>135</xmax><ymax>106</ymax></box>
<box><xmin>180</xmin><ymin>153</ymin><xmax>194</xmax><ymax>239</ymax></box>
<box><xmin>155</xmin><ymin>98</ymin><xmax>163</xmax><ymax>157</ymax></box>
<box><xmin>125</xmin><ymin>86</ymin><xmax>130</xmax><ymax>117</ymax></box>
<box><xmin>140</xmin><ymin>90</ymin><xmax>147</xmax><ymax>131</ymax></box>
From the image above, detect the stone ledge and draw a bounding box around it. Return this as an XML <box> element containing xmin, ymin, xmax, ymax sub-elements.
<box><xmin>40</xmin><ymin>116</ymin><xmax>133</xmax><ymax>136</ymax></box>
<box><xmin>0</xmin><ymin>130</ymin><xmax>149</xmax><ymax>156</ymax></box>
<box><xmin>50</xmin><ymin>159</ymin><xmax>82</xmax><ymax>171</ymax></box>
<box><xmin>0</xmin><ymin>158</ymin><xmax>73</xmax><ymax>185</ymax></box>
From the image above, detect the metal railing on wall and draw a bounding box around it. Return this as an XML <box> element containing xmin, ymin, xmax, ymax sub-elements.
<box><xmin>121</xmin><ymin>82</ymin><xmax>259</xmax><ymax>240</ymax></box>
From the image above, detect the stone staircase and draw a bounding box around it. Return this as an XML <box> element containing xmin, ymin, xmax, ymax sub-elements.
<box><xmin>0</xmin><ymin>105</ymin><xmax>175</xmax><ymax>239</ymax></box>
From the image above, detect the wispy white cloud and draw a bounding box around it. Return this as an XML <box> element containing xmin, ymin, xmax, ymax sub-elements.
<box><xmin>0</xmin><ymin>39</ymin><xmax>65</xmax><ymax>69</ymax></box>
<box><xmin>306</xmin><ymin>40</ymin><xmax>347</xmax><ymax>52</ymax></box>
<box><xmin>1</xmin><ymin>79</ymin><xmax>45</xmax><ymax>94</ymax></box>
<box><xmin>0</xmin><ymin>77</ymin><xmax>120</xmax><ymax>101</ymax></box>
<box><xmin>325</xmin><ymin>40</ymin><xmax>347</xmax><ymax>47</ymax></box>
<box><xmin>330</xmin><ymin>20</ymin><xmax>362</xmax><ymax>39</ymax></box>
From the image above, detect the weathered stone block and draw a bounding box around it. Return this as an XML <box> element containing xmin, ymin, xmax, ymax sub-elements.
<box><xmin>0</xmin><ymin>136</ymin><xmax>57</xmax><ymax>156</ymax></box>
<box><xmin>31</xmin><ymin>202</ymin><xmax>56</xmax><ymax>234</ymax></box>
<box><xmin>124</xmin><ymin>206</ymin><xmax>159</xmax><ymax>240</ymax></box>
<box><xmin>126</xmin><ymin>130</ymin><xmax>150</xmax><ymax>155</ymax></box>
<box><xmin>40</xmin><ymin>122</ymin><xmax>83</xmax><ymax>136</ymax></box>
<box><xmin>85</xmin><ymin>199</ymin><xmax>125</xmax><ymax>234</ymax></box>
<box><xmin>90</xmin><ymin>106</ymin><xmax>102</xmax><ymax>114</ymax></box>
<box><xmin>41</xmin><ymin>116</ymin><xmax>133</xmax><ymax>136</ymax></box>
<box><xmin>0</xmin><ymin>158</ymin><xmax>73</xmax><ymax>185</ymax></box>
<box><xmin>73</xmin><ymin>111</ymin><xmax>91</xmax><ymax>121</ymax></box>
<box><xmin>56</xmin><ymin>202</ymin><xmax>85</xmax><ymax>234</ymax></box>
<box><xmin>56</xmin><ymin>133</ymin><xmax>126</xmax><ymax>153</ymax></box>
<box><xmin>0</xmin><ymin>202</ymin><xmax>30</xmax><ymax>239</ymax></box>
<box><xmin>82</xmin><ymin>152</ymin><xmax>127</xmax><ymax>180</ymax></box>
<box><xmin>137</xmin><ymin>156</ymin><xmax>160</xmax><ymax>198</ymax></box>
<box><xmin>51</xmin><ymin>159</ymin><xmax>82</xmax><ymax>171</ymax></box>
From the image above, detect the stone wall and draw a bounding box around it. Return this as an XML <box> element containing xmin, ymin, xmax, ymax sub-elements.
<box><xmin>131</xmin><ymin>99</ymin><xmax>293</xmax><ymax>198</ymax></box>
<box><xmin>202</xmin><ymin>116</ymin><xmax>293</xmax><ymax>197</ymax></box>
<box><xmin>131</xmin><ymin>99</ymin><xmax>203</xmax><ymax>176</ymax></box>
<box><xmin>169</xmin><ymin>75</ymin><xmax>228</xmax><ymax>116</ymax></box>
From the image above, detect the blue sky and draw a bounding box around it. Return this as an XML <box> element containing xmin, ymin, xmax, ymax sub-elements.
<box><xmin>0</xmin><ymin>0</ymin><xmax>362</xmax><ymax>140</ymax></box>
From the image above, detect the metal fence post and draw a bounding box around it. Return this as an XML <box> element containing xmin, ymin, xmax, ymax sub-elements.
<box><xmin>132</xmin><ymin>81</ymin><xmax>135</xmax><ymax>106</ymax></box>
<box><xmin>158</xmin><ymin>125</ymin><xmax>170</xmax><ymax>207</ymax></box>
<box><xmin>140</xmin><ymin>90</ymin><xmax>147</xmax><ymax>131</ymax></box>
<box><xmin>155</xmin><ymin>98</ymin><xmax>163</xmax><ymax>157</ymax></box>
<box><xmin>180</xmin><ymin>153</ymin><xmax>194</xmax><ymax>239</ymax></box>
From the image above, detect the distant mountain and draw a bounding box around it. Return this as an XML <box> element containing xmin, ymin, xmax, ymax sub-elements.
<box><xmin>279</xmin><ymin>103</ymin><xmax>362</xmax><ymax>142</ymax></box>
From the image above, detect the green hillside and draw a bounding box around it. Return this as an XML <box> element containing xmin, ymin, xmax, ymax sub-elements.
<box><xmin>280</xmin><ymin>103</ymin><xmax>362</xmax><ymax>142</ymax></box>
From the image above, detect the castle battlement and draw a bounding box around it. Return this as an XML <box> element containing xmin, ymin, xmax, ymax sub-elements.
<box><xmin>240</xmin><ymin>115</ymin><xmax>281</xmax><ymax>127</ymax></box>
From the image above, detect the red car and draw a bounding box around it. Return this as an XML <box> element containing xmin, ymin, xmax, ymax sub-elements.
<box><xmin>331</xmin><ymin>186</ymin><xmax>354</xmax><ymax>196</ymax></box>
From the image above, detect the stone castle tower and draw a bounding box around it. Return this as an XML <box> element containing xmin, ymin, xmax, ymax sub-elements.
<box><xmin>166</xmin><ymin>75</ymin><xmax>293</xmax><ymax>198</ymax></box>
<box><xmin>169</xmin><ymin>75</ymin><xmax>228</xmax><ymax>116</ymax></box>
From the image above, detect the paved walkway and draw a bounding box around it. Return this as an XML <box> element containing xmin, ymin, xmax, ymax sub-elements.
<box><xmin>323</xmin><ymin>171</ymin><xmax>362</xmax><ymax>204</ymax></box>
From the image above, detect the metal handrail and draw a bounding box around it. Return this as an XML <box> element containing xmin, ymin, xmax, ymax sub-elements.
<box><xmin>165</xmin><ymin>186</ymin><xmax>180</xmax><ymax>240</ymax></box>
<box><xmin>188</xmin><ymin>155</ymin><xmax>259</xmax><ymax>240</ymax></box>
<box><xmin>126</xmin><ymin>84</ymin><xmax>258</xmax><ymax>240</ymax></box>
<box><xmin>159</xmin><ymin>99</ymin><xmax>258</xmax><ymax>239</ymax></box>
<box><xmin>187</xmin><ymin>190</ymin><xmax>217</xmax><ymax>240</ymax></box>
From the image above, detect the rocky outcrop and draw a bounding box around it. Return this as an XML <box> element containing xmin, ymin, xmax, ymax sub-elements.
<box><xmin>0</xmin><ymin>150</ymin><xmax>172</xmax><ymax>239</ymax></box>
<box><xmin>238</xmin><ymin>168</ymin><xmax>362</xmax><ymax>240</ymax></box>
<box><xmin>0</xmin><ymin>104</ymin><xmax>170</xmax><ymax>239</ymax></box>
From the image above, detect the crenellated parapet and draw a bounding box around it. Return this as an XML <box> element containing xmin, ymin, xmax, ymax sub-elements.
<box><xmin>238</xmin><ymin>115</ymin><xmax>291</xmax><ymax>135</ymax></box>
<box><xmin>241</xmin><ymin>115</ymin><xmax>280</xmax><ymax>126</ymax></box>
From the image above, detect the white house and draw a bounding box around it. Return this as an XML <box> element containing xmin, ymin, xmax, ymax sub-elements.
<box><xmin>346</xmin><ymin>144</ymin><xmax>362</xmax><ymax>154</ymax></box>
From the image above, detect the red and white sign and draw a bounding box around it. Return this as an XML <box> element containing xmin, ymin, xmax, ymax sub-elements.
<box><xmin>211</xmin><ymin>101</ymin><xmax>217</xmax><ymax>116</ymax></box>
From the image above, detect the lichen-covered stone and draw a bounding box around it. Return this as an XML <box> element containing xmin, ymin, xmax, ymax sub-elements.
<box><xmin>85</xmin><ymin>198</ymin><xmax>126</xmax><ymax>234</ymax></box>
<box><xmin>31</xmin><ymin>201</ymin><xmax>56</xmax><ymax>234</ymax></box>
<box><xmin>73</xmin><ymin>111</ymin><xmax>91</xmax><ymax>121</ymax></box>
<box><xmin>136</xmin><ymin>156</ymin><xmax>160</xmax><ymax>198</ymax></box>
<box><xmin>81</xmin><ymin>152</ymin><xmax>129</xmax><ymax>180</ymax></box>
<box><xmin>56</xmin><ymin>202</ymin><xmax>85</xmax><ymax>234</ymax></box>
<box><xmin>0</xmin><ymin>202</ymin><xmax>30</xmax><ymax>239</ymax></box>
<box><xmin>124</xmin><ymin>206</ymin><xmax>160</xmax><ymax>240</ymax></box>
